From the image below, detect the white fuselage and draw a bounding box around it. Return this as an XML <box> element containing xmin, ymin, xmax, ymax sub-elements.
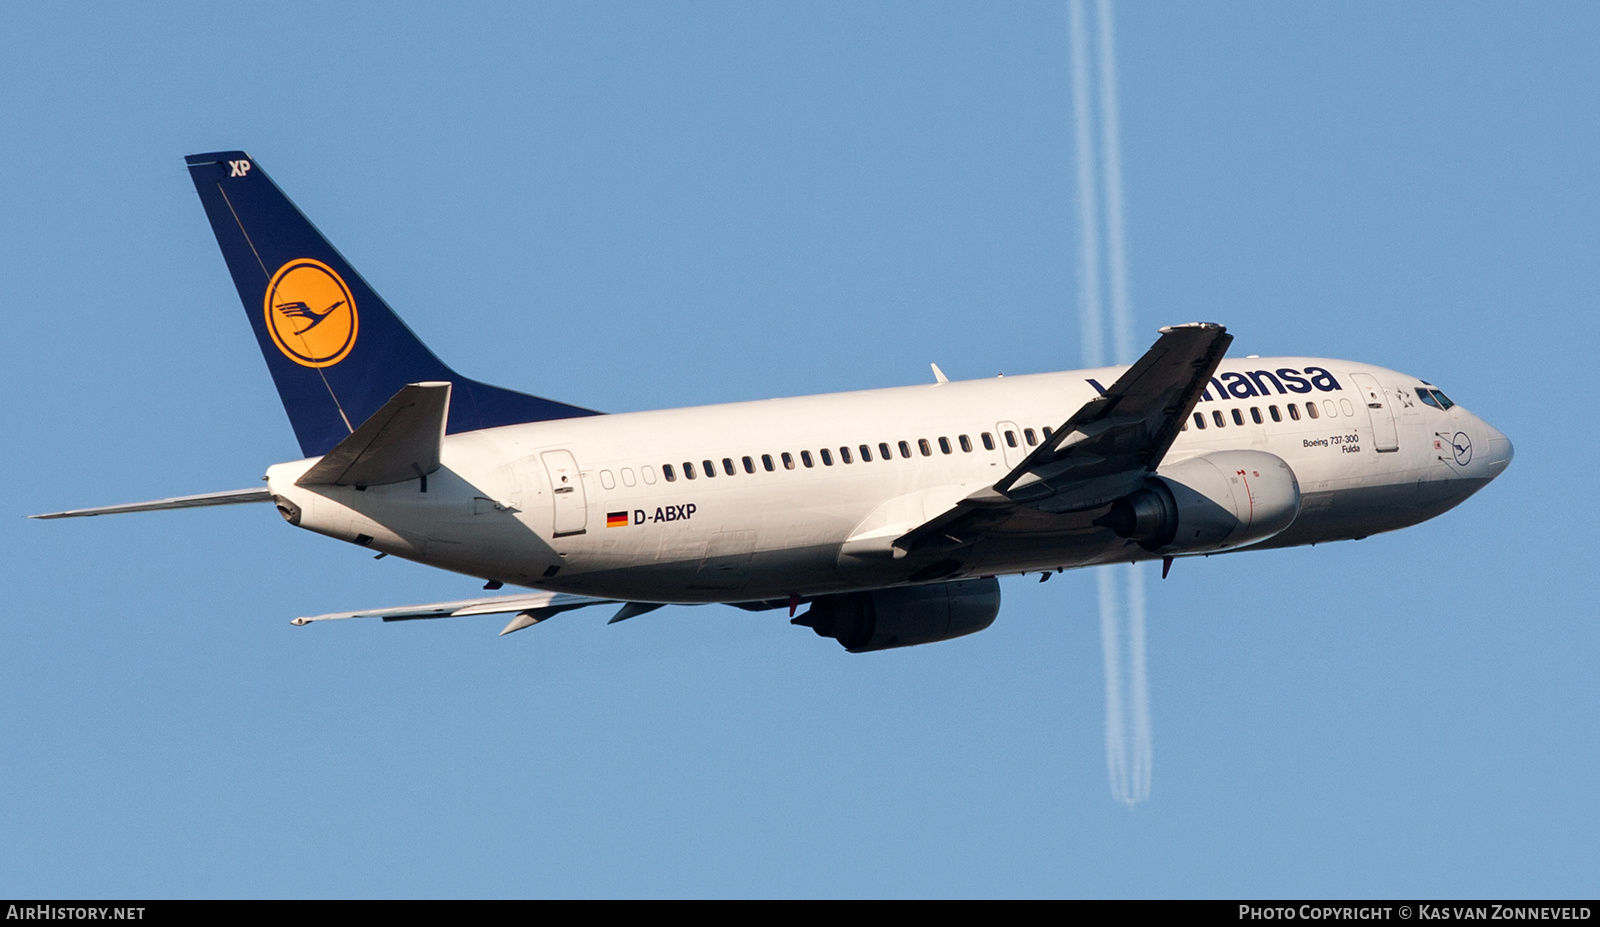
<box><xmin>266</xmin><ymin>357</ymin><xmax>1511</xmax><ymax>604</ymax></box>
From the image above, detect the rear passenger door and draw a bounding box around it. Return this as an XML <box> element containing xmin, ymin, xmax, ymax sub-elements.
<box><xmin>541</xmin><ymin>449</ymin><xmax>588</xmax><ymax>536</ymax></box>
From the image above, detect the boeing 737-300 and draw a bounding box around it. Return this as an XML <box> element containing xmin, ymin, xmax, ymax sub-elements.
<box><xmin>32</xmin><ymin>152</ymin><xmax>1514</xmax><ymax>651</ymax></box>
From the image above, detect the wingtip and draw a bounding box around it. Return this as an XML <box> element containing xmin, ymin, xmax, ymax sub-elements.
<box><xmin>1158</xmin><ymin>322</ymin><xmax>1226</xmax><ymax>334</ymax></box>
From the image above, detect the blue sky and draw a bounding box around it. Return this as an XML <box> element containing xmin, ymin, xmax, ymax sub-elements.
<box><xmin>3</xmin><ymin>2</ymin><xmax>1596</xmax><ymax>898</ymax></box>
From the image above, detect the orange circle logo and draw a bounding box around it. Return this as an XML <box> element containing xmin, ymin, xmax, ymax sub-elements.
<box><xmin>263</xmin><ymin>258</ymin><xmax>358</xmax><ymax>367</ymax></box>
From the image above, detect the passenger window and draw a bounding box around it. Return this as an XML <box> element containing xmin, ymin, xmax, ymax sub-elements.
<box><xmin>1213</xmin><ymin>410</ymin><xmax>1226</xmax><ymax>427</ymax></box>
<box><xmin>938</xmin><ymin>437</ymin><xmax>952</xmax><ymax>454</ymax></box>
<box><xmin>1250</xmin><ymin>407</ymin><xmax>1263</xmax><ymax>424</ymax></box>
<box><xmin>742</xmin><ymin>456</ymin><xmax>755</xmax><ymax>474</ymax></box>
<box><xmin>1004</xmin><ymin>431</ymin><xmax>1018</xmax><ymax>448</ymax></box>
<box><xmin>981</xmin><ymin>433</ymin><xmax>995</xmax><ymax>451</ymax></box>
<box><xmin>762</xmin><ymin>454</ymin><xmax>775</xmax><ymax>472</ymax></box>
<box><xmin>1181</xmin><ymin>420</ymin><xmax>1188</xmax><ymax>431</ymax></box>
<box><xmin>684</xmin><ymin>462</ymin><xmax>697</xmax><ymax>479</ymax></box>
<box><xmin>1231</xmin><ymin>409</ymin><xmax>1244</xmax><ymax>426</ymax></box>
<box><xmin>879</xmin><ymin>442</ymin><xmax>892</xmax><ymax>460</ymax></box>
<box><xmin>1042</xmin><ymin>426</ymin><xmax>1053</xmax><ymax>440</ymax></box>
<box><xmin>1340</xmin><ymin>399</ymin><xmax>1355</xmax><ymax>417</ymax></box>
<box><xmin>1194</xmin><ymin>412</ymin><xmax>1206</xmax><ymax>430</ymax></box>
<box><xmin>840</xmin><ymin>446</ymin><xmax>853</xmax><ymax>464</ymax></box>
<box><xmin>1287</xmin><ymin>404</ymin><xmax>1301</xmax><ymax>421</ymax></box>
<box><xmin>782</xmin><ymin>452</ymin><xmax>795</xmax><ymax>470</ymax></box>
<box><xmin>1309</xmin><ymin>402</ymin><xmax>1322</xmax><ymax>419</ymax></box>
<box><xmin>860</xmin><ymin>444</ymin><xmax>873</xmax><ymax>462</ymax></box>
<box><xmin>820</xmin><ymin>448</ymin><xmax>833</xmax><ymax>466</ymax></box>
<box><xmin>723</xmin><ymin>458</ymin><xmax>736</xmax><ymax>476</ymax></box>
<box><xmin>600</xmin><ymin>469</ymin><xmax>616</xmax><ymax>489</ymax></box>
<box><xmin>1269</xmin><ymin>406</ymin><xmax>1281</xmax><ymax>423</ymax></box>
<box><xmin>702</xmin><ymin>459</ymin><xmax>715</xmax><ymax>478</ymax></box>
<box><xmin>960</xmin><ymin>435</ymin><xmax>973</xmax><ymax>452</ymax></box>
<box><xmin>800</xmin><ymin>450</ymin><xmax>814</xmax><ymax>468</ymax></box>
<box><xmin>918</xmin><ymin>439</ymin><xmax>932</xmax><ymax>456</ymax></box>
<box><xmin>1024</xmin><ymin>428</ymin><xmax>1037</xmax><ymax>446</ymax></box>
<box><xmin>622</xmin><ymin>467</ymin><xmax>637</xmax><ymax>487</ymax></box>
<box><xmin>663</xmin><ymin>464</ymin><xmax>677</xmax><ymax>482</ymax></box>
<box><xmin>642</xmin><ymin>465</ymin><xmax>657</xmax><ymax>485</ymax></box>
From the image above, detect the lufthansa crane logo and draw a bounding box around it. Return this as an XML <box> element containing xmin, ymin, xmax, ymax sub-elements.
<box><xmin>264</xmin><ymin>258</ymin><xmax>358</xmax><ymax>367</ymax></box>
<box><xmin>1452</xmin><ymin>431</ymin><xmax>1473</xmax><ymax>466</ymax></box>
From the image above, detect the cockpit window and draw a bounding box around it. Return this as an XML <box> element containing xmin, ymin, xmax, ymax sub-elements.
<box><xmin>1416</xmin><ymin>388</ymin><xmax>1441</xmax><ymax>409</ymax></box>
<box><xmin>1431</xmin><ymin>389</ymin><xmax>1455</xmax><ymax>410</ymax></box>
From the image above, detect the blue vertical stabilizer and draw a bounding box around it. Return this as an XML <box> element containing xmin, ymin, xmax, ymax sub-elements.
<box><xmin>186</xmin><ymin>151</ymin><xmax>600</xmax><ymax>458</ymax></box>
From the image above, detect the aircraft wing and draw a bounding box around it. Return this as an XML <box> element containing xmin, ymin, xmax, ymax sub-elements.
<box><xmin>895</xmin><ymin>323</ymin><xmax>1231</xmax><ymax>556</ymax></box>
<box><xmin>291</xmin><ymin>590</ymin><xmax>659</xmax><ymax>636</ymax></box>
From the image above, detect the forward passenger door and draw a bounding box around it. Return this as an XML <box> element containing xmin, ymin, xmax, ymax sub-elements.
<box><xmin>1350</xmin><ymin>373</ymin><xmax>1399</xmax><ymax>452</ymax></box>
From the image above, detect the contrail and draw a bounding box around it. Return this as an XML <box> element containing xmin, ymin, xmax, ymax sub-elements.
<box><xmin>1070</xmin><ymin>0</ymin><xmax>1152</xmax><ymax>806</ymax></box>
<box><xmin>1096</xmin><ymin>0</ymin><xmax>1136</xmax><ymax>368</ymax></box>
<box><xmin>1097</xmin><ymin>0</ymin><xmax>1152</xmax><ymax>806</ymax></box>
<box><xmin>1126</xmin><ymin>560</ymin><xmax>1152</xmax><ymax>802</ymax></box>
<box><xmin>1097</xmin><ymin>565</ymin><xmax>1130</xmax><ymax>804</ymax></box>
<box><xmin>1069</xmin><ymin>0</ymin><xmax>1105</xmax><ymax>370</ymax></box>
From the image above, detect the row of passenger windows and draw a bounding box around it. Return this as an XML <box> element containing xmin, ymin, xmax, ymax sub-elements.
<box><xmin>599</xmin><ymin>394</ymin><xmax>1388</xmax><ymax>489</ymax></box>
<box><xmin>1184</xmin><ymin>398</ymin><xmax>1358</xmax><ymax>431</ymax></box>
<box><xmin>658</xmin><ymin>426</ymin><xmax>1056</xmax><ymax>482</ymax></box>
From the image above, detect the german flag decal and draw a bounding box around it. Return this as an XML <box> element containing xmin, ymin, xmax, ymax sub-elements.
<box><xmin>607</xmin><ymin>511</ymin><xmax>630</xmax><ymax>528</ymax></box>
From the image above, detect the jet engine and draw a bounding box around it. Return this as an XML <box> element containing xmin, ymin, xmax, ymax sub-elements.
<box><xmin>1096</xmin><ymin>449</ymin><xmax>1301</xmax><ymax>554</ymax></box>
<box><xmin>795</xmin><ymin>577</ymin><xmax>1001</xmax><ymax>653</ymax></box>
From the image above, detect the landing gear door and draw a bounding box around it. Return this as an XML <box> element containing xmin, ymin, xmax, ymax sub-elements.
<box><xmin>1351</xmin><ymin>373</ymin><xmax>1399</xmax><ymax>452</ymax></box>
<box><xmin>541</xmin><ymin>449</ymin><xmax>588</xmax><ymax>536</ymax></box>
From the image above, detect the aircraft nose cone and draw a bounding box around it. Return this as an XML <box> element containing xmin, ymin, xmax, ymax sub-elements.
<box><xmin>1483</xmin><ymin>427</ymin><xmax>1514</xmax><ymax>479</ymax></box>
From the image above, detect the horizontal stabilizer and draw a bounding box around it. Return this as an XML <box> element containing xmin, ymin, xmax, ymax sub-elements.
<box><xmin>297</xmin><ymin>382</ymin><xmax>450</xmax><ymax>487</ymax></box>
<box><xmin>30</xmin><ymin>488</ymin><xmax>272</xmax><ymax>520</ymax></box>
<box><xmin>291</xmin><ymin>590</ymin><xmax>629</xmax><ymax>636</ymax></box>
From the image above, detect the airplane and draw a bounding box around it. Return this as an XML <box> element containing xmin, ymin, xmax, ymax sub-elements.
<box><xmin>32</xmin><ymin>151</ymin><xmax>1514</xmax><ymax>651</ymax></box>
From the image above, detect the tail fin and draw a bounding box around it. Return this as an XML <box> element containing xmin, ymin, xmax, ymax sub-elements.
<box><xmin>185</xmin><ymin>151</ymin><xmax>599</xmax><ymax>458</ymax></box>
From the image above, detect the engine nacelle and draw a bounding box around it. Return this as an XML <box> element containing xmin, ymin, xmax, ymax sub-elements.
<box><xmin>795</xmin><ymin>577</ymin><xmax>1001</xmax><ymax>653</ymax></box>
<box><xmin>1097</xmin><ymin>450</ymin><xmax>1301</xmax><ymax>554</ymax></box>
